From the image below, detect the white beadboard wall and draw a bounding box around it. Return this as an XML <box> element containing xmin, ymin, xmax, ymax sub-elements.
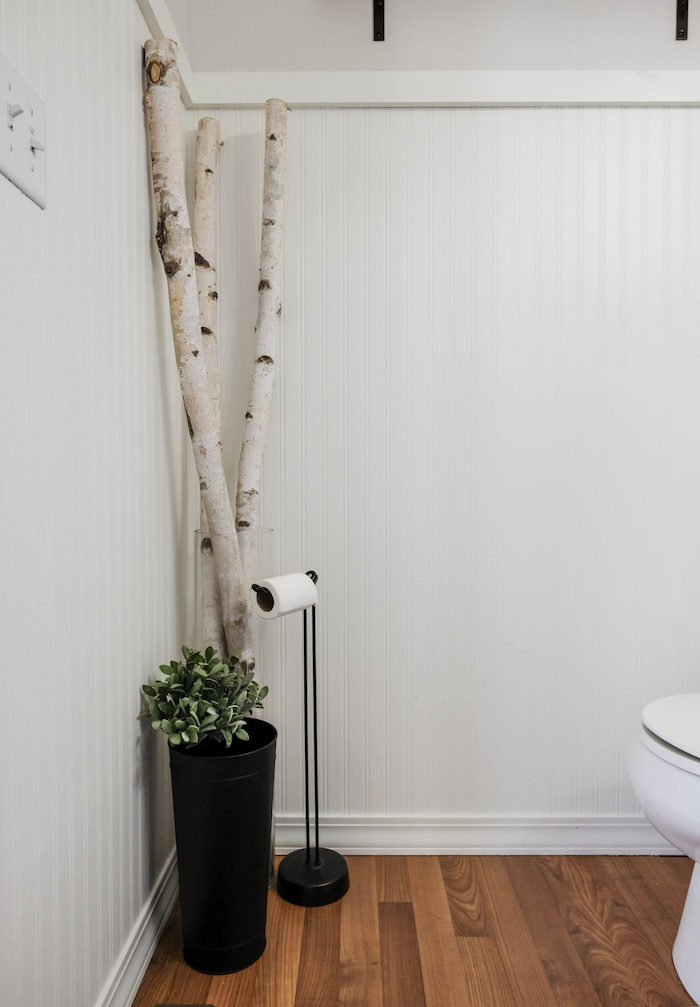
<box><xmin>198</xmin><ymin>105</ymin><xmax>700</xmax><ymax>853</ymax></box>
<box><xmin>0</xmin><ymin>2</ymin><xmax>194</xmax><ymax>1006</ymax></box>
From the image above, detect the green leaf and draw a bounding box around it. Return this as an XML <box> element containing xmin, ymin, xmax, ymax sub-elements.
<box><xmin>235</xmin><ymin>727</ymin><xmax>249</xmax><ymax>742</ymax></box>
<box><xmin>151</xmin><ymin>720</ymin><xmax>161</xmax><ymax>730</ymax></box>
<box><xmin>169</xmin><ymin>733</ymin><xmax>181</xmax><ymax>745</ymax></box>
<box><xmin>258</xmin><ymin>686</ymin><xmax>268</xmax><ymax>700</ymax></box>
<box><xmin>161</xmin><ymin>720</ymin><xmax>174</xmax><ymax>735</ymax></box>
<box><xmin>142</xmin><ymin>684</ymin><xmax>157</xmax><ymax>697</ymax></box>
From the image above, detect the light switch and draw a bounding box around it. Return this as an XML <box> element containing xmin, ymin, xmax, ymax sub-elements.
<box><xmin>0</xmin><ymin>50</ymin><xmax>46</xmax><ymax>209</ymax></box>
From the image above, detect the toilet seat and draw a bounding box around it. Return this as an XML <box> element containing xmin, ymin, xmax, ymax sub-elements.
<box><xmin>643</xmin><ymin>694</ymin><xmax>700</xmax><ymax>759</ymax></box>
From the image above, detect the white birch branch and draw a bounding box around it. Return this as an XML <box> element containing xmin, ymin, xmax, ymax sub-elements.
<box><xmin>193</xmin><ymin>115</ymin><xmax>226</xmax><ymax>658</ymax></box>
<box><xmin>144</xmin><ymin>38</ymin><xmax>249</xmax><ymax>659</ymax></box>
<box><xmin>235</xmin><ymin>99</ymin><xmax>288</xmax><ymax>660</ymax></box>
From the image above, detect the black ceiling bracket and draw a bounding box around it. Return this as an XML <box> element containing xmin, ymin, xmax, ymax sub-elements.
<box><xmin>374</xmin><ymin>0</ymin><xmax>385</xmax><ymax>41</ymax></box>
<box><xmin>677</xmin><ymin>0</ymin><xmax>689</xmax><ymax>39</ymax></box>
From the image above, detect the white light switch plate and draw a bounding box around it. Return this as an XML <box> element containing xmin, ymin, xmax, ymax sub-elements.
<box><xmin>0</xmin><ymin>50</ymin><xmax>46</xmax><ymax>209</ymax></box>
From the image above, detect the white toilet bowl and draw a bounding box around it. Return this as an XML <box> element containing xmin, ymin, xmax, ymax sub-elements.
<box><xmin>627</xmin><ymin>693</ymin><xmax>700</xmax><ymax>1005</ymax></box>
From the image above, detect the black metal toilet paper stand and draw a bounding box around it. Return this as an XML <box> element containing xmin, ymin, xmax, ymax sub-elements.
<box><xmin>269</xmin><ymin>572</ymin><xmax>349</xmax><ymax>906</ymax></box>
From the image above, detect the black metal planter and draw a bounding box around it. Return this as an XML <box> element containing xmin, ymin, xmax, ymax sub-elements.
<box><xmin>168</xmin><ymin>717</ymin><xmax>277</xmax><ymax>974</ymax></box>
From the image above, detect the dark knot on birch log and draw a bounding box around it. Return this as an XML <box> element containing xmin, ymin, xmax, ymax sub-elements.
<box><xmin>147</xmin><ymin>60</ymin><xmax>165</xmax><ymax>84</ymax></box>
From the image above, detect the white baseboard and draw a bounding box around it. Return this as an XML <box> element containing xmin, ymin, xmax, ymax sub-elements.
<box><xmin>94</xmin><ymin>846</ymin><xmax>179</xmax><ymax>1007</ymax></box>
<box><xmin>274</xmin><ymin>814</ymin><xmax>677</xmax><ymax>856</ymax></box>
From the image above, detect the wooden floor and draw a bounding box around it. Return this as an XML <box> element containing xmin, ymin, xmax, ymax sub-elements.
<box><xmin>133</xmin><ymin>855</ymin><xmax>695</xmax><ymax>1007</ymax></box>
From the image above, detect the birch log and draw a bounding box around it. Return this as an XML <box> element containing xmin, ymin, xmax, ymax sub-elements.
<box><xmin>193</xmin><ymin>116</ymin><xmax>226</xmax><ymax>658</ymax></box>
<box><xmin>144</xmin><ymin>38</ymin><xmax>249</xmax><ymax>658</ymax></box>
<box><xmin>235</xmin><ymin>99</ymin><xmax>288</xmax><ymax>656</ymax></box>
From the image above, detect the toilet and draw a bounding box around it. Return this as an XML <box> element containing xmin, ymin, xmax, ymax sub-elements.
<box><xmin>627</xmin><ymin>693</ymin><xmax>700</xmax><ymax>1005</ymax></box>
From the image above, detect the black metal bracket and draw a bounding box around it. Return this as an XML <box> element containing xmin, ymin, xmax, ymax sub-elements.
<box><xmin>374</xmin><ymin>0</ymin><xmax>385</xmax><ymax>41</ymax></box>
<box><xmin>677</xmin><ymin>0</ymin><xmax>689</xmax><ymax>39</ymax></box>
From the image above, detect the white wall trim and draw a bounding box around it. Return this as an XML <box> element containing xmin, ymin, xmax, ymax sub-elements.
<box><xmin>135</xmin><ymin>0</ymin><xmax>195</xmax><ymax>105</ymax></box>
<box><xmin>93</xmin><ymin>847</ymin><xmax>178</xmax><ymax>1007</ymax></box>
<box><xmin>176</xmin><ymin>69</ymin><xmax>700</xmax><ymax>109</ymax></box>
<box><xmin>135</xmin><ymin>4</ymin><xmax>700</xmax><ymax>108</ymax></box>
<box><xmin>275</xmin><ymin>815</ymin><xmax>677</xmax><ymax>856</ymax></box>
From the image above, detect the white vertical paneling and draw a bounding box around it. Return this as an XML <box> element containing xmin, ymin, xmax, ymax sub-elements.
<box><xmin>207</xmin><ymin>104</ymin><xmax>700</xmax><ymax>846</ymax></box>
<box><xmin>0</xmin><ymin>2</ymin><xmax>193</xmax><ymax>1005</ymax></box>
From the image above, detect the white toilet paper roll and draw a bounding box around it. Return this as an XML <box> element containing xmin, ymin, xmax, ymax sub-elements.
<box><xmin>253</xmin><ymin>572</ymin><xmax>318</xmax><ymax>619</ymax></box>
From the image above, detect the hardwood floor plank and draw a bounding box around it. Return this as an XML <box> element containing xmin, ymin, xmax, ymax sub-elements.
<box><xmin>376</xmin><ymin>855</ymin><xmax>412</xmax><ymax>902</ymax></box>
<box><xmin>339</xmin><ymin>856</ymin><xmax>382</xmax><ymax>1007</ymax></box>
<box><xmin>503</xmin><ymin>856</ymin><xmax>602</xmax><ymax>1007</ymax></box>
<box><xmin>664</xmin><ymin>855</ymin><xmax>694</xmax><ymax>887</ymax></box>
<box><xmin>439</xmin><ymin>854</ymin><xmax>491</xmax><ymax>937</ymax></box>
<box><xmin>207</xmin><ymin>962</ymin><xmax>260</xmax><ymax>1006</ymax></box>
<box><xmin>638</xmin><ymin>855</ymin><xmax>693</xmax><ymax>922</ymax></box>
<box><xmin>640</xmin><ymin>853</ymin><xmax>696</xmax><ymax>922</ymax></box>
<box><xmin>133</xmin><ymin>856</ymin><xmax>692</xmax><ymax>1007</ymax></box>
<box><xmin>602</xmin><ymin>857</ymin><xmax>685</xmax><ymax>952</ymax></box>
<box><xmin>131</xmin><ymin>902</ymin><xmax>183</xmax><ymax>1007</ymax></box>
<box><xmin>251</xmin><ymin>888</ymin><xmax>305</xmax><ymax>1007</ymax></box>
<box><xmin>293</xmin><ymin>901</ymin><xmax>342</xmax><ymax>1007</ymax></box>
<box><xmin>457</xmin><ymin>935</ymin><xmax>520</xmax><ymax>1007</ymax></box>
<box><xmin>538</xmin><ymin>855</ymin><xmax>694</xmax><ymax>1007</ymax></box>
<box><xmin>476</xmin><ymin>856</ymin><xmax>560</xmax><ymax>1007</ymax></box>
<box><xmin>407</xmin><ymin>856</ymin><xmax>469</xmax><ymax>1007</ymax></box>
<box><xmin>160</xmin><ymin>952</ymin><xmax>217</xmax><ymax>1007</ymax></box>
<box><xmin>137</xmin><ymin>899</ymin><xmax>219</xmax><ymax>1007</ymax></box>
<box><xmin>379</xmin><ymin>903</ymin><xmax>426</xmax><ymax>1007</ymax></box>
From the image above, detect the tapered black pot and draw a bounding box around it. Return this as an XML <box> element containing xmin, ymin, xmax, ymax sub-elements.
<box><xmin>168</xmin><ymin>717</ymin><xmax>277</xmax><ymax>974</ymax></box>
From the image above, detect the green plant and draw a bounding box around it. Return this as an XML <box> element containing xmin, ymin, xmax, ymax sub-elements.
<box><xmin>140</xmin><ymin>646</ymin><xmax>268</xmax><ymax>748</ymax></box>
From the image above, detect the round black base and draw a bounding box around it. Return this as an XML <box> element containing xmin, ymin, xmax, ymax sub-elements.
<box><xmin>276</xmin><ymin>848</ymin><xmax>350</xmax><ymax>907</ymax></box>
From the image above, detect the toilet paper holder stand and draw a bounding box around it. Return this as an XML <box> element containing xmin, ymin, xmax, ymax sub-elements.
<box><xmin>252</xmin><ymin>571</ymin><xmax>350</xmax><ymax>907</ymax></box>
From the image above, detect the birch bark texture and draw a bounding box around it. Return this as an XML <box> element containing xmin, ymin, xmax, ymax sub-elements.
<box><xmin>193</xmin><ymin>115</ymin><xmax>226</xmax><ymax>659</ymax></box>
<box><xmin>144</xmin><ymin>38</ymin><xmax>248</xmax><ymax>659</ymax></box>
<box><xmin>236</xmin><ymin>99</ymin><xmax>288</xmax><ymax>635</ymax></box>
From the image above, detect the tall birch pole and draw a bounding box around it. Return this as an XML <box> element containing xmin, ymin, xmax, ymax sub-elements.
<box><xmin>144</xmin><ymin>38</ymin><xmax>248</xmax><ymax>658</ymax></box>
<box><xmin>236</xmin><ymin>99</ymin><xmax>288</xmax><ymax>653</ymax></box>
<box><xmin>193</xmin><ymin>116</ymin><xmax>226</xmax><ymax>658</ymax></box>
